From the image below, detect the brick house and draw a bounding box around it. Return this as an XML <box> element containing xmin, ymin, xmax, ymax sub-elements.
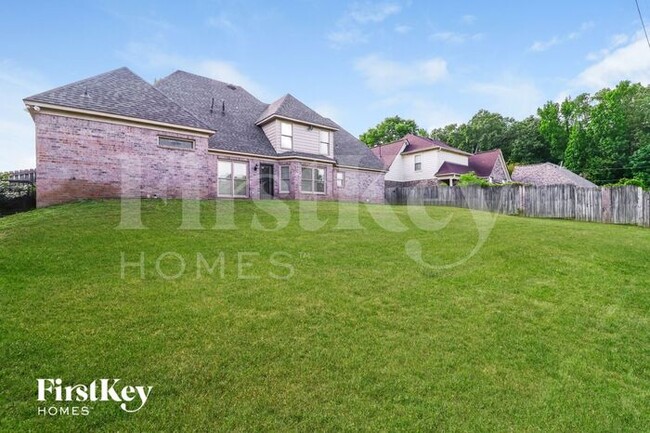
<box><xmin>371</xmin><ymin>134</ymin><xmax>510</xmax><ymax>186</ymax></box>
<box><xmin>23</xmin><ymin>68</ymin><xmax>385</xmax><ymax>207</ymax></box>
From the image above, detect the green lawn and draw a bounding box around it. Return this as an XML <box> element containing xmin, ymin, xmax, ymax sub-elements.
<box><xmin>1</xmin><ymin>199</ymin><xmax>649</xmax><ymax>432</ymax></box>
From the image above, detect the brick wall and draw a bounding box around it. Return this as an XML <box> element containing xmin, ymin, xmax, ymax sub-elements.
<box><xmin>34</xmin><ymin>114</ymin><xmax>386</xmax><ymax>206</ymax></box>
<box><xmin>35</xmin><ymin>113</ymin><xmax>211</xmax><ymax>207</ymax></box>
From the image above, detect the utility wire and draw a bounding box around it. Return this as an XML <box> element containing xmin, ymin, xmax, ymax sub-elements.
<box><xmin>635</xmin><ymin>0</ymin><xmax>650</xmax><ymax>51</ymax></box>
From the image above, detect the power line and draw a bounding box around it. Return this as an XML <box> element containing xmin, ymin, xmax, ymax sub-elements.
<box><xmin>635</xmin><ymin>0</ymin><xmax>650</xmax><ymax>51</ymax></box>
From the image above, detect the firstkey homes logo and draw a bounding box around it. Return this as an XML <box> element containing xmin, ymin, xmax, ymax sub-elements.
<box><xmin>37</xmin><ymin>378</ymin><xmax>153</xmax><ymax>416</ymax></box>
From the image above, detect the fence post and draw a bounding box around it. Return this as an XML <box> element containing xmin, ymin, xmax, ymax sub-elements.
<box><xmin>637</xmin><ymin>186</ymin><xmax>644</xmax><ymax>227</ymax></box>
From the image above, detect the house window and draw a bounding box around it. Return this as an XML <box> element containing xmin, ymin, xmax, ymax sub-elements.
<box><xmin>159</xmin><ymin>137</ymin><xmax>194</xmax><ymax>150</ymax></box>
<box><xmin>319</xmin><ymin>130</ymin><xmax>330</xmax><ymax>155</ymax></box>
<box><xmin>414</xmin><ymin>154</ymin><xmax>422</xmax><ymax>171</ymax></box>
<box><xmin>218</xmin><ymin>160</ymin><xmax>248</xmax><ymax>197</ymax></box>
<box><xmin>301</xmin><ymin>167</ymin><xmax>326</xmax><ymax>193</ymax></box>
<box><xmin>336</xmin><ymin>171</ymin><xmax>345</xmax><ymax>188</ymax></box>
<box><xmin>280</xmin><ymin>166</ymin><xmax>290</xmax><ymax>193</ymax></box>
<box><xmin>280</xmin><ymin>122</ymin><xmax>293</xmax><ymax>149</ymax></box>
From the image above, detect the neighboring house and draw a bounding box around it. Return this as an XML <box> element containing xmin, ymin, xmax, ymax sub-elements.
<box><xmin>23</xmin><ymin>67</ymin><xmax>385</xmax><ymax>207</ymax></box>
<box><xmin>512</xmin><ymin>163</ymin><xmax>597</xmax><ymax>188</ymax></box>
<box><xmin>371</xmin><ymin>134</ymin><xmax>510</xmax><ymax>186</ymax></box>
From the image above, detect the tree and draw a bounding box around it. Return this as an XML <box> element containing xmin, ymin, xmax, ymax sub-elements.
<box><xmin>359</xmin><ymin>116</ymin><xmax>426</xmax><ymax>147</ymax></box>
<box><xmin>509</xmin><ymin>116</ymin><xmax>551</xmax><ymax>164</ymax></box>
<box><xmin>631</xmin><ymin>143</ymin><xmax>650</xmax><ymax>187</ymax></box>
<box><xmin>538</xmin><ymin>101</ymin><xmax>568</xmax><ymax>163</ymax></box>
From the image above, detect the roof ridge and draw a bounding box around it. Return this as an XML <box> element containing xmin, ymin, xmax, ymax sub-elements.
<box><xmin>24</xmin><ymin>67</ymin><xmax>130</xmax><ymax>101</ymax></box>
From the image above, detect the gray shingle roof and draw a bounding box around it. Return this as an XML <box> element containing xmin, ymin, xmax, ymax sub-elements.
<box><xmin>24</xmin><ymin>67</ymin><xmax>210</xmax><ymax>131</ymax></box>
<box><xmin>154</xmin><ymin>71</ymin><xmax>277</xmax><ymax>156</ymax></box>
<box><xmin>512</xmin><ymin>163</ymin><xmax>597</xmax><ymax>188</ymax></box>
<box><xmin>155</xmin><ymin>70</ymin><xmax>384</xmax><ymax>170</ymax></box>
<box><xmin>257</xmin><ymin>94</ymin><xmax>338</xmax><ymax>130</ymax></box>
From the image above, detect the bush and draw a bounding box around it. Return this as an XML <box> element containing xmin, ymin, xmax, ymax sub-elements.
<box><xmin>0</xmin><ymin>177</ymin><xmax>36</xmax><ymax>216</ymax></box>
<box><xmin>605</xmin><ymin>178</ymin><xmax>647</xmax><ymax>189</ymax></box>
<box><xmin>458</xmin><ymin>172</ymin><xmax>490</xmax><ymax>187</ymax></box>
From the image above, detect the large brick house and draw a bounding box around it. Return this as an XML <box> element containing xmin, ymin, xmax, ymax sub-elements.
<box><xmin>23</xmin><ymin>67</ymin><xmax>385</xmax><ymax>207</ymax></box>
<box><xmin>371</xmin><ymin>134</ymin><xmax>510</xmax><ymax>186</ymax></box>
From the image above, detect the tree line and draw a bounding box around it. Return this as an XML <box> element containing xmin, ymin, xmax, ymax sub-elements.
<box><xmin>360</xmin><ymin>81</ymin><xmax>650</xmax><ymax>187</ymax></box>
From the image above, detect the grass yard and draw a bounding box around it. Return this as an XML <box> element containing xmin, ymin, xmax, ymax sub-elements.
<box><xmin>1</xmin><ymin>199</ymin><xmax>649</xmax><ymax>432</ymax></box>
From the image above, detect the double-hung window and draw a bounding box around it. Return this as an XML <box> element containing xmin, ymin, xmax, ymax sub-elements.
<box><xmin>218</xmin><ymin>160</ymin><xmax>248</xmax><ymax>197</ymax></box>
<box><xmin>319</xmin><ymin>130</ymin><xmax>330</xmax><ymax>155</ymax></box>
<box><xmin>301</xmin><ymin>167</ymin><xmax>326</xmax><ymax>193</ymax></box>
<box><xmin>280</xmin><ymin>166</ymin><xmax>290</xmax><ymax>193</ymax></box>
<box><xmin>414</xmin><ymin>154</ymin><xmax>422</xmax><ymax>172</ymax></box>
<box><xmin>336</xmin><ymin>172</ymin><xmax>345</xmax><ymax>188</ymax></box>
<box><xmin>280</xmin><ymin>122</ymin><xmax>293</xmax><ymax>149</ymax></box>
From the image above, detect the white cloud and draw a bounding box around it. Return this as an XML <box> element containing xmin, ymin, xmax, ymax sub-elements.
<box><xmin>206</xmin><ymin>14</ymin><xmax>237</xmax><ymax>33</ymax></box>
<box><xmin>573</xmin><ymin>34</ymin><xmax>650</xmax><ymax>90</ymax></box>
<box><xmin>529</xmin><ymin>21</ymin><xmax>594</xmax><ymax>52</ymax></box>
<box><xmin>430</xmin><ymin>31</ymin><xmax>483</xmax><ymax>44</ymax></box>
<box><xmin>394</xmin><ymin>24</ymin><xmax>412</xmax><ymax>34</ymax></box>
<box><xmin>119</xmin><ymin>42</ymin><xmax>269</xmax><ymax>99</ymax></box>
<box><xmin>529</xmin><ymin>36</ymin><xmax>561</xmax><ymax>52</ymax></box>
<box><xmin>586</xmin><ymin>33</ymin><xmax>631</xmax><ymax>61</ymax></box>
<box><xmin>328</xmin><ymin>2</ymin><xmax>402</xmax><ymax>48</ymax></box>
<box><xmin>466</xmin><ymin>76</ymin><xmax>544</xmax><ymax>119</ymax></box>
<box><xmin>461</xmin><ymin>14</ymin><xmax>477</xmax><ymax>25</ymax></box>
<box><xmin>347</xmin><ymin>2</ymin><xmax>401</xmax><ymax>24</ymax></box>
<box><xmin>0</xmin><ymin>61</ymin><xmax>47</xmax><ymax>171</ymax></box>
<box><xmin>355</xmin><ymin>54</ymin><xmax>448</xmax><ymax>93</ymax></box>
<box><xmin>328</xmin><ymin>28</ymin><xmax>368</xmax><ymax>47</ymax></box>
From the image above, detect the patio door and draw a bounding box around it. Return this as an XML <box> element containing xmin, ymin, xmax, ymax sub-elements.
<box><xmin>260</xmin><ymin>164</ymin><xmax>274</xmax><ymax>199</ymax></box>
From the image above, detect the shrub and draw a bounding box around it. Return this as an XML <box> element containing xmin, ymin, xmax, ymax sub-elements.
<box><xmin>458</xmin><ymin>172</ymin><xmax>490</xmax><ymax>187</ymax></box>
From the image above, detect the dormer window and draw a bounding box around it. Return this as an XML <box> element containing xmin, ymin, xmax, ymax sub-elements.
<box><xmin>280</xmin><ymin>122</ymin><xmax>293</xmax><ymax>149</ymax></box>
<box><xmin>319</xmin><ymin>130</ymin><xmax>330</xmax><ymax>155</ymax></box>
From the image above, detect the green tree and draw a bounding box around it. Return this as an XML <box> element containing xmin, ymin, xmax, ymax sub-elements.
<box><xmin>538</xmin><ymin>101</ymin><xmax>568</xmax><ymax>163</ymax></box>
<box><xmin>360</xmin><ymin>116</ymin><xmax>426</xmax><ymax>147</ymax></box>
<box><xmin>631</xmin><ymin>143</ymin><xmax>650</xmax><ymax>187</ymax></box>
<box><xmin>509</xmin><ymin>116</ymin><xmax>551</xmax><ymax>164</ymax></box>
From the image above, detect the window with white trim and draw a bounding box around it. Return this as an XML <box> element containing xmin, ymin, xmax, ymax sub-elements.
<box><xmin>159</xmin><ymin>137</ymin><xmax>194</xmax><ymax>150</ymax></box>
<box><xmin>319</xmin><ymin>130</ymin><xmax>330</xmax><ymax>155</ymax></box>
<box><xmin>280</xmin><ymin>122</ymin><xmax>293</xmax><ymax>149</ymax></box>
<box><xmin>280</xmin><ymin>166</ymin><xmax>290</xmax><ymax>193</ymax></box>
<box><xmin>414</xmin><ymin>154</ymin><xmax>422</xmax><ymax>171</ymax></box>
<box><xmin>301</xmin><ymin>167</ymin><xmax>326</xmax><ymax>193</ymax></box>
<box><xmin>218</xmin><ymin>160</ymin><xmax>248</xmax><ymax>197</ymax></box>
<box><xmin>336</xmin><ymin>172</ymin><xmax>345</xmax><ymax>188</ymax></box>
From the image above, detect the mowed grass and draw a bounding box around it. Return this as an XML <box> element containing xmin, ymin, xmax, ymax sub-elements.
<box><xmin>0</xmin><ymin>199</ymin><xmax>649</xmax><ymax>432</ymax></box>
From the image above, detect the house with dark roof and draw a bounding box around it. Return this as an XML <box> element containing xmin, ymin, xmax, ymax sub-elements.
<box><xmin>371</xmin><ymin>134</ymin><xmax>510</xmax><ymax>186</ymax></box>
<box><xmin>511</xmin><ymin>163</ymin><xmax>597</xmax><ymax>188</ymax></box>
<box><xmin>23</xmin><ymin>67</ymin><xmax>385</xmax><ymax>207</ymax></box>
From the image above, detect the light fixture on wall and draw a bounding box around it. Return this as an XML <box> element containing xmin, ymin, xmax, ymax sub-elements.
<box><xmin>254</xmin><ymin>164</ymin><xmax>259</xmax><ymax>172</ymax></box>
<box><xmin>307</xmin><ymin>125</ymin><xmax>313</xmax><ymax>131</ymax></box>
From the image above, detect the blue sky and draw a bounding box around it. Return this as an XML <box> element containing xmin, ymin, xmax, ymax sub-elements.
<box><xmin>2</xmin><ymin>0</ymin><xmax>650</xmax><ymax>170</ymax></box>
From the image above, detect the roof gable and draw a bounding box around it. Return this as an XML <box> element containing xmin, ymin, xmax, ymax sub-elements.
<box><xmin>256</xmin><ymin>94</ymin><xmax>338</xmax><ymax>130</ymax></box>
<box><xmin>24</xmin><ymin>67</ymin><xmax>210</xmax><ymax>131</ymax></box>
<box><xmin>469</xmin><ymin>149</ymin><xmax>502</xmax><ymax>177</ymax></box>
<box><xmin>371</xmin><ymin>140</ymin><xmax>406</xmax><ymax>169</ymax></box>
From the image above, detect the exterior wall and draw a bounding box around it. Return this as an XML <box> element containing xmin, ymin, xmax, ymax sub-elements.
<box><xmin>261</xmin><ymin>121</ymin><xmax>279</xmax><ymax>149</ymax></box>
<box><xmin>334</xmin><ymin>168</ymin><xmax>385</xmax><ymax>203</ymax></box>
<box><xmin>262</xmin><ymin>119</ymin><xmax>333</xmax><ymax>158</ymax></box>
<box><xmin>386</xmin><ymin>149</ymin><xmax>469</xmax><ymax>182</ymax></box>
<box><xmin>385</xmin><ymin>179</ymin><xmax>440</xmax><ymax>188</ymax></box>
<box><xmin>35</xmin><ymin>113</ymin><xmax>211</xmax><ymax>207</ymax></box>
<box><xmin>489</xmin><ymin>157</ymin><xmax>510</xmax><ymax>183</ymax></box>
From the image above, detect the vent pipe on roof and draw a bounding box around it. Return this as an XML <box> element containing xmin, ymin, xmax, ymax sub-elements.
<box><xmin>221</xmin><ymin>100</ymin><xmax>225</xmax><ymax>116</ymax></box>
<box><xmin>210</xmin><ymin>97</ymin><xmax>215</xmax><ymax>114</ymax></box>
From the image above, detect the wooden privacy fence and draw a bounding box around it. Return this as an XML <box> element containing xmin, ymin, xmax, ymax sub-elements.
<box><xmin>385</xmin><ymin>185</ymin><xmax>650</xmax><ymax>228</ymax></box>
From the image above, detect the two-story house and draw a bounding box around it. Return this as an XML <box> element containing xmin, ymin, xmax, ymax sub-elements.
<box><xmin>371</xmin><ymin>134</ymin><xmax>510</xmax><ymax>186</ymax></box>
<box><xmin>23</xmin><ymin>68</ymin><xmax>385</xmax><ymax>207</ymax></box>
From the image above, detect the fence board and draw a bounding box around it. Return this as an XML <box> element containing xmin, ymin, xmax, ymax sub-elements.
<box><xmin>385</xmin><ymin>185</ymin><xmax>648</xmax><ymax>228</ymax></box>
